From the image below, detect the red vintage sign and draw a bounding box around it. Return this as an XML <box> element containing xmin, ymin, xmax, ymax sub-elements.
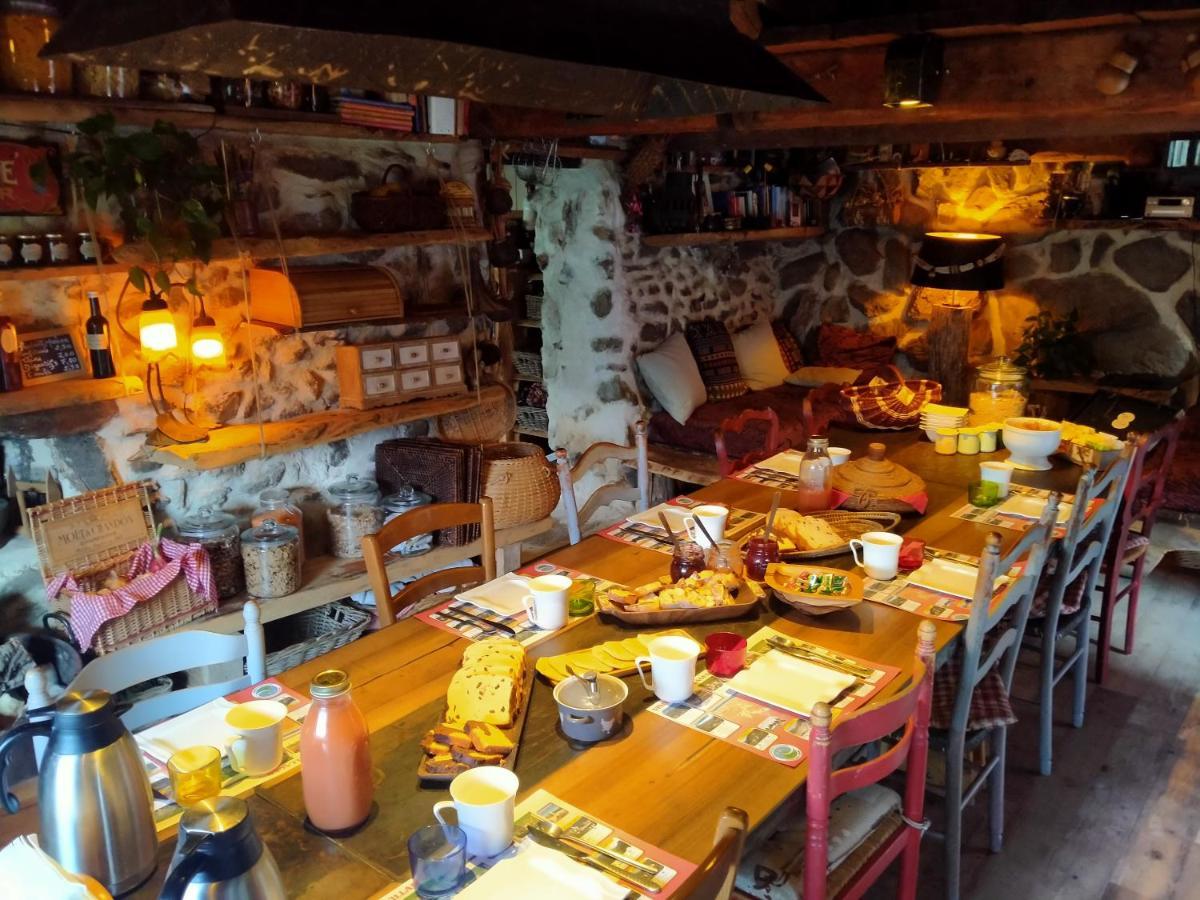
<box><xmin>0</xmin><ymin>141</ymin><xmax>62</xmax><ymax>215</ymax></box>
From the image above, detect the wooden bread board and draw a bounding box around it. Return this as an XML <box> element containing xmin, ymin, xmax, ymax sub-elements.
<box><xmin>417</xmin><ymin>656</ymin><xmax>534</xmax><ymax>784</ymax></box>
<box><xmin>599</xmin><ymin>594</ymin><xmax>759</xmax><ymax>626</ymax></box>
<box><xmin>746</xmin><ymin>510</ymin><xmax>901</xmax><ymax>561</ymax></box>
<box><xmin>533</xmin><ymin>629</ymin><xmax>694</xmax><ymax>684</ymax></box>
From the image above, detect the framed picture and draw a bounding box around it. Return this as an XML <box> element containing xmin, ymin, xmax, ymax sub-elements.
<box><xmin>18</xmin><ymin>328</ymin><xmax>86</xmax><ymax>386</ymax></box>
<box><xmin>0</xmin><ymin>140</ymin><xmax>63</xmax><ymax>215</ymax></box>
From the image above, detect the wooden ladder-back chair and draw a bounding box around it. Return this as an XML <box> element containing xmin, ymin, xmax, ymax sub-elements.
<box><xmin>68</xmin><ymin>601</ymin><xmax>266</xmax><ymax>732</ymax></box>
<box><xmin>936</xmin><ymin>503</ymin><xmax>1058</xmax><ymax>900</ymax></box>
<box><xmin>713</xmin><ymin>408</ymin><xmax>785</xmax><ymax>477</ymax></box>
<box><xmin>1093</xmin><ymin>419</ymin><xmax>1182</xmax><ymax>683</ymax></box>
<box><xmin>734</xmin><ymin>622</ymin><xmax>936</xmax><ymax>900</ymax></box>
<box><xmin>556</xmin><ymin>421</ymin><xmax>650</xmax><ymax>545</ymax></box>
<box><xmin>676</xmin><ymin>807</ymin><xmax>749</xmax><ymax>900</ymax></box>
<box><xmin>1023</xmin><ymin>446</ymin><xmax>1133</xmax><ymax>775</ymax></box>
<box><xmin>363</xmin><ymin>498</ymin><xmax>496</xmax><ymax>627</ymax></box>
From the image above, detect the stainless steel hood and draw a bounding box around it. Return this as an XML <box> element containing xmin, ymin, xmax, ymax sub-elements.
<box><xmin>44</xmin><ymin>0</ymin><xmax>827</xmax><ymax>118</ymax></box>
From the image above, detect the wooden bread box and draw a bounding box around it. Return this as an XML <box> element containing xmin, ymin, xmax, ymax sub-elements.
<box><xmin>248</xmin><ymin>266</ymin><xmax>404</xmax><ymax>330</ymax></box>
<box><xmin>336</xmin><ymin>336</ymin><xmax>466</xmax><ymax>409</ymax></box>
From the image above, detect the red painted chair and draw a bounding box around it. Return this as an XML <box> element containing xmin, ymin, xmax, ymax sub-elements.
<box><xmin>714</xmin><ymin>408</ymin><xmax>785</xmax><ymax>477</ymax></box>
<box><xmin>735</xmin><ymin>621</ymin><xmax>937</xmax><ymax>900</ymax></box>
<box><xmin>1092</xmin><ymin>418</ymin><xmax>1182</xmax><ymax>683</ymax></box>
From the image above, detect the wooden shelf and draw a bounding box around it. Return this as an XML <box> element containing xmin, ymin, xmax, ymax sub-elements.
<box><xmin>0</xmin><ymin>93</ymin><xmax>467</xmax><ymax>143</ymax></box>
<box><xmin>641</xmin><ymin>226</ymin><xmax>825</xmax><ymax>247</ymax></box>
<box><xmin>0</xmin><ymin>262</ymin><xmax>123</xmax><ymax>283</ymax></box>
<box><xmin>145</xmin><ymin>385</ymin><xmax>506</xmax><ymax>471</ymax></box>
<box><xmin>186</xmin><ymin>516</ymin><xmax>556</xmax><ymax>634</ymax></box>
<box><xmin>0</xmin><ymin>376</ymin><xmax>143</xmax><ymax>417</ymax></box>
<box><xmin>514</xmin><ymin>426</ymin><xmax>547</xmax><ymax>438</ymax></box>
<box><xmin>1033</xmin><ymin>218</ymin><xmax>1200</xmax><ymax>231</ymax></box>
<box><xmin>513</xmin><ymin>374</ymin><xmax>543</xmax><ymax>383</ymax></box>
<box><xmin>843</xmin><ymin>159</ymin><xmax>1030</xmax><ymax>171</ymax></box>
<box><xmin>515</xmin><ymin>319</ymin><xmax>542</xmax><ymax>329</ymax></box>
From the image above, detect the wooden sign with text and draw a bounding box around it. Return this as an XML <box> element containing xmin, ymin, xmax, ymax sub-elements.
<box><xmin>30</xmin><ymin>482</ymin><xmax>157</xmax><ymax>579</ymax></box>
<box><xmin>0</xmin><ymin>140</ymin><xmax>63</xmax><ymax>215</ymax></box>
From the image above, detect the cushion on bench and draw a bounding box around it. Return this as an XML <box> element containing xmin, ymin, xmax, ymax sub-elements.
<box><xmin>647</xmin><ymin>384</ymin><xmax>814</xmax><ymax>460</ymax></box>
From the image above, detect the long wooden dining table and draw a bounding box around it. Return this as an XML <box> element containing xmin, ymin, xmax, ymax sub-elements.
<box><xmin>1</xmin><ymin>432</ymin><xmax>1085</xmax><ymax>897</ymax></box>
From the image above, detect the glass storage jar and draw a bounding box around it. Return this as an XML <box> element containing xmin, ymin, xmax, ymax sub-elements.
<box><xmin>970</xmin><ymin>357</ymin><xmax>1029</xmax><ymax>426</ymax></box>
<box><xmin>176</xmin><ymin>506</ymin><xmax>244</xmax><ymax>599</ymax></box>
<box><xmin>251</xmin><ymin>487</ymin><xmax>304</xmax><ymax>566</ymax></box>
<box><xmin>240</xmin><ymin>519</ymin><xmax>301</xmax><ymax>599</ymax></box>
<box><xmin>16</xmin><ymin>234</ymin><xmax>43</xmax><ymax>266</ymax></box>
<box><xmin>0</xmin><ymin>0</ymin><xmax>70</xmax><ymax>94</ymax></box>
<box><xmin>381</xmin><ymin>484</ymin><xmax>434</xmax><ymax>556</ymax></box>
<box><xmin>327</xmin><ymin>475</ymin><xmax>383</xmax><ymax>560</ymax></box>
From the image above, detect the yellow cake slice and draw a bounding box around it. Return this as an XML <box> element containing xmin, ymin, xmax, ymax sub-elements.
<box><xmin>446</xmin><ymin>669</ymin><xmax>516</xmax><ymax>727</ymax></box>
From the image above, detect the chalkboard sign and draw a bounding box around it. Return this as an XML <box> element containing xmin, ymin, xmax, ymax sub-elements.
<box><xmin>18</xmin><ymin>328</ymin><xmax>85</xmax><ymax>386</ymax></box>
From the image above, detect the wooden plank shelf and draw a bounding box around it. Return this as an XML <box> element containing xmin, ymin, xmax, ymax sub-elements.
<box><xmin>146</xmin><ymin>385</ymin><xmax>506</xmax><ymax>471</ymax></box>
<box><xmin>186</xmin><ymin>516</ymin><xmax>556</xmax><ymax>634</ymax></box>
<box><xmin>0</xmin><ymin>376</ymin><xmax>143</xmax><ymax>417</ymax></box>
<box><xmin>515</xmin><ymin>319</ymin><xmax>542</xmax><ymax>329</ymax></box>
<box><xmin>641</xmin><ymin>226</ymin><xmax>825</xmax><ymax>247</ymax></box>
<box><xmin>0</xmin><ymin>262</ymin><xmax>123</xmax><ymax>283</ymax></box>
<box><xmin>1033</xmin><ymin>218</ymin><xmax>1200</xmax><ymax>231</ymax></box>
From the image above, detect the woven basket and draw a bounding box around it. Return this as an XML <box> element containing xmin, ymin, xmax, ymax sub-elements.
<box><xmin>481</xmin><ymin>442</ymin><xmax>560</xmax><ymax>529</ymax></box>
<box><xmin>437</xmin><ymin>384</ymin><xmax>517</xmax><ymax>443</ymax></box>
<box><xmin>831</xmin><ymin>442</ymin><xmax>927</xmax><ymax>514</ymax></box>
<box><xmin>263</xmin><ymin>601</ymin><xmax>372</xmax><ymax>676</ymax></box>
<box><xmin>513</xmin><ymin>351</ymin><xmax>543</xmax><ymax>379</ymax></box>
<box><xmin>516</xmin><ymin>405</ymin><xmax>549</xmax><ymax>434</ymax></box>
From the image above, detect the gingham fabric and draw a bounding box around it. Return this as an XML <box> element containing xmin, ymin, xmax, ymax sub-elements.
<box><xmin>46</xmin><ymin>538</ymin><xmax>216</xmax><ymax>650</ymax></box>
<box><xmin>930</xmin><ymin>646</ymin><xmax>1016</xmax><ymax>731</ymax></box>
<box><xmin>1029</xmin><ymin>550</ymin><xmax>1090</xmax><ymax>618</ymax></box>
<box><xmin>1120</xmin><ymin>533</ymin><xmax>1151</xmax><ymax>565</ymax></box>
<box><xmin>685</xmin><ymin>320</ymin><xmax>748</xmax><ymax>402</ymax></box>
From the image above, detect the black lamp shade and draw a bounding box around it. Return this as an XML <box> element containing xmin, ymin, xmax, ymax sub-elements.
<box><xmin>911</xmin><ymin>232</ymin><xmax>1005</xmax><ymax>291</ymax></box>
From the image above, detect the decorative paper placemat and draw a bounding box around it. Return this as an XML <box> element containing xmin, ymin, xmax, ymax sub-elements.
<box><xmin>380</xmin><ymin>788</ymin><xmax>696</xmax><ymax>899</ymax></box>
<box><xmin>948</xmin><ymin>483</ymin><xmax>1087</xmax><ymax>539</ymax></box>
<box><xmin>730</xmin><ymin>452</ymin><xmax>806</xmax><ymax>491</ymax></box>
<box><xmin>598</xmin><ymin>496</ymin><xmax>765</xmax><ymax>554</ymax></box>
<box><xmin>415</xmin><ymin>561</ymin><xmax>617</xmax><ymax>648</ymax></box>
<box><xmin>645</xmin><ymin>626</ymin><xmax>900</xmax><ymax>766</ymax></box>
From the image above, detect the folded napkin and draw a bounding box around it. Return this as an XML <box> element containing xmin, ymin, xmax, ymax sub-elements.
<box><xmin>728</xmin><ymin>650</ymin><xmax>857</xmax><ymax>717</ymax></box>
<box><xmin>0</xmin><ymin>835</ymin><xmax>101</xmax><ymax>899</ymax></box>
<box><xmin>457</xmin><ymin>843</ymin><xmax>629</xmax><ymax>900</ymax></box>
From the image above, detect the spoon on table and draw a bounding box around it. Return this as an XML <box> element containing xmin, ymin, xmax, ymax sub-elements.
<box><xmin>763</xmin><ymin>491</ymin><xmax>781</xmax><ymax>541</ymax></box>
<box><xmin>657</xmin><ymin>511</ymin><xmax>679</xmax><ymax>548</ymax></box>
<box><xmin>530</xmin><ymin>817</ymin><xmax>661</xmax><ymax>875</ymax></box>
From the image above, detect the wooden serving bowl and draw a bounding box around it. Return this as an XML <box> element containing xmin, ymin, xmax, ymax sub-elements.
<box><xmin>765</xmin><ymin>563</ymin><xmax>864</xmax><ymax>616</ymax></box>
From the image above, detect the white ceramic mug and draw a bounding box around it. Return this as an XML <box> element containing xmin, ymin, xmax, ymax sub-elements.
<box><xmin>682</xmin><ymin>504</ymin><xmax>728</xmax><ymax>548</ymax></box>
<box><xmin>828</xmin><ymin>447</ymin><xmax>852</xmax><ymax>467</ymax></box>
<box><xmin>849</xmin><ymin>531</ymin><xmax>904</xmax><ymax>581</ymax></box>
<box><xmin>979</xmin><ymin>461</ymin><xmax>1015</xmax><ymax>498</ymax></box>
<box><xmin>521</xmin><ymin>574</ymin><xmax>570</xmax><ymax>630</ymax></box>
<box><xmin>635</xmin><ymin>635</ymin><xmax>701</xmax><ymax>704</ymax></box>
<box><xmin>432</xmin><ymin>766</ymin><xmax>519</xmax><ymax>858</ymax></box>
<box><xmin>223</xmin><ymin>699</ymin><xmax>287</xmax><ymax>776</ymax></box>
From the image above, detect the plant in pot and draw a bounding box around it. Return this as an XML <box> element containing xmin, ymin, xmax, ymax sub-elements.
<box><xmin>1013</xmin><ymin>309</ymin><xmax>1093</xmax><ymax>380</ymax></box>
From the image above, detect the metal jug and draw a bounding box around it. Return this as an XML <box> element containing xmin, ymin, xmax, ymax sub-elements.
<box><xmin>0</xmin><ymin>689</ymin><xmax>157</xmax><ymax>895</ymax></box>
<box><xmin>161</xmin><ymin>797</ymin><xmax>285</xmax><ymax>900</ymax></box>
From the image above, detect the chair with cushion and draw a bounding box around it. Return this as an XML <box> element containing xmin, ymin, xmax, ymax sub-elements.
<box><xmin>714</xmin><ymin>408</ymin><xmax>786</xmax><ymax>477</ymax></box>
<box><xmin>1092</xmin><ymin>420</ymin><xmax>1181</xmax><ymax>683</ymax></box>
<box><xmin>555</xmin><ymin>422</ymin><xmax>650</xmax><ymax>545</ymax></box>
<box><xmin>363</xmin><ymin>499</ymin><xmax>496</xmax><ymax>627</ymax></box>
<box><xmin>676</xmin><ymin>807</ymin><xmax>749</xmax><ymax>900</ymax></box>
<box><xmin>736</xmin><ymin>620</ymin><xmax>936</xmax><ymax>900</ymax></box>
<box><xmin>1024</xmin><ymin>447</ymin><xmax>1132</xmax><ymax>775</ymax></box>
<box><xmin>67</xmin><ymin>601</ymin><xmax>266</xmax><ymax>731</ymax></box>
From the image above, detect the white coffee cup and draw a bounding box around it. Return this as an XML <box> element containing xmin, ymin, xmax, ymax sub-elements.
<box><xmin>849</xmin><ymin>531</ymin><xmax>904</xmax><ymax>581</ymax></box>
<box><xmin>828</xmin><ymin>447</ymin><xmax>852</xmax><ymax>467</ymax></box>
<box><xmin>979</xmin><ymin>461</ymin><xmax>1015</xmax><ymax>498</ymax></box>
<box><xmin>635</xmin><ymin>635</ymin><xmax>702</xmax><ymax>704</ymax></box>
<box><xmin>223</xmin><ymin>699</ymin><xmax>287</xmax><ymax>776</ymax></box>
<box><xmin>682</xmin><ymin>504</ymin><xmax>728</xmax><ymax>548</ymax></box>
<box><xmin>433</xmin><ymin>766</ymin><xmax>519</xmax><ymax>858</ymax></box>
<box><xmin>521</xmin><ymin>574</ymin><xmax>570</xmax><ymax>630</ymax></box>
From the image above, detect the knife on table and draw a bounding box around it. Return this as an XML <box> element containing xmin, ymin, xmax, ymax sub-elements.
<box><xmin>526</xmin><ymin>826</ymin><xmax>662</xmax><ymax>894</ymax></box>
<box><xmin>766</xmin><ymin>637</ymin><xmax>872</xmax><ymax>679</ymax></box>
<box><xmin>438</xmin><ymin>607</ymin><xmax>519</xmax><ymax>637</ymax></box>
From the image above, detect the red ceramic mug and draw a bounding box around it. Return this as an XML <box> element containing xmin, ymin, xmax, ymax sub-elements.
<box><xmin>705</xmin><ymin>632</ymin><xmax>748</xmax><ymax>678</ymax></box>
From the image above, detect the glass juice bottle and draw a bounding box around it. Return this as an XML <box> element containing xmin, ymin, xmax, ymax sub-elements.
<box><xmin>795</xmin><ymin>436</ymin><xmax>833</xmax><ymax>512</ymax></box>
<box><xmin>300</xmin><ymin>669</ymin><xmax>373</xmax><ymax>833</ymax></box>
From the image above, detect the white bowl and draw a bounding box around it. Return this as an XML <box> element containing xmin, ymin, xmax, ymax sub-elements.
<box><xmin>1002</xmin><ymin>417</ymin><xmax>1062</xmax><ymax>471</ymax></box>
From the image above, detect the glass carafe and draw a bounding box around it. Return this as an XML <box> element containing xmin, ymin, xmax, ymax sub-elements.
<box><xmin>796</xmin><ymin>436</ymin><xmax>833</xmax><ymax>512</ymax></box>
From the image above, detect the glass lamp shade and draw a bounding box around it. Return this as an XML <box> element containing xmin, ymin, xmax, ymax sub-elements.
<box><xmin>190</xmin><ymin>313</ymin><xmax>225</xmax><ymax>365</ymax></box>
<box><xmin>139</xmin><ymin>293</ymin><xmax>177</xmax><ymax>353</ymax></box>
<box><xmin>910</xmin><ymin>232</ymin><xmax>1005</xmax><ymax>292</ymax></box>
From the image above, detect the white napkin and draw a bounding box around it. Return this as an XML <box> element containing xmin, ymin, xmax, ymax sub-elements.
<box><xmin>753</xmin><ymin>450</ymin><xmax>804</xmax><ymax>476</ymax></box>
<box><xmin>729</xmin><ymin>650</ymin><xmax>857</xmax><ymax>716</ymax></box>
<box><xmin>457</xmin><ymin>842</ymin><xmax>629</xmax><ymax>900</ymax></box>
<box><xmin>0</xmin><ymin>835</ymin><xmax>93</xmax><ymax>899</ymax></box>
<box><xmin>456</xmin><ymin>574</ymin><xmax>533</xmax><ymax>616</ymax></box>
<box><xmin>134</xmin><ymin>696</ymin><xmax>239</xmax><ymax>762</ymax></box>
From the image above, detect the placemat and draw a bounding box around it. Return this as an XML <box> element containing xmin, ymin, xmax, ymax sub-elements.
<box><xmin>948</xmin><ymin>483</ymin><xmax>1089</xmax><ymax>539</ymax></box>
<box><xmin>645</xmin><ymin>626</ymin><xmax>899</xmax><ymax>766</ymax></box>
<box><xmin>861</xmin><ymin>548</ymin><xmax>1019</xmax><ymax>622</ymax></box>
<box><xmin>598</xmin><ymin>496</ymin><xmax>764</xmax><ymax>555</ymax></box>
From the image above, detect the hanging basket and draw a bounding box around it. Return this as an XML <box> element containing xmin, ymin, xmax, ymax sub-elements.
<box><xmin>437</xmin><ymin>384</ymin><xmax>517</xmax><ymax>443</ymax></box>
<box><xmin>481</xmin><ymin>442</ymin><xmax>560</xmax><ymax>529</ymax></box>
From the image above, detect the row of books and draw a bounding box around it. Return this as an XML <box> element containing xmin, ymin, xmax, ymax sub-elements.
<box><xmin>333</xmin><ymin>94</ymin><xmax>470</xmax><ymax>136</ymax></box>
<box><xmin>708</xmin><ymin>186</ymin><xmax>805</xmax><ymax>226</ymax></box>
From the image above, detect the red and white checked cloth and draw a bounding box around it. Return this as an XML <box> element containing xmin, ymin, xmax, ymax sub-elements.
<box><xmin>46</xmin><ymin>538</ymin><xmax>216</xmax><ymax>650</ymax></box>
<box><xmin>930</xmin><ymin>645</ymin><xmax>1017</xmax><ymax>732</ymax></box>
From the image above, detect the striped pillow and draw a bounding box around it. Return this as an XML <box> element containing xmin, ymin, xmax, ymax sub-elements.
<box><xmin>772</xmin><ymin>321</ymin><xmax>805</xmax><ymax>372</ymax></box>
<box><xmin>685</xmin><ymin>320</ymin><xmax>748</xmax><ymax>402</ymax></box>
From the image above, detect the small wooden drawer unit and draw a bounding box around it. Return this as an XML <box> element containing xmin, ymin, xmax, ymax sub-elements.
<box><xmin>336</xmin><ymin>336</ymin><xmax>466</xmax><ymax>409</ymax></box>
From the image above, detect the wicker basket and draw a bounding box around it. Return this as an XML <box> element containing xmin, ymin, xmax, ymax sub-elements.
<box><xmin>437</xmin><ymin>384</ymin><xmax>517</xmax><ymax>443</ymax></box>
<box><xmin>513</xmin><ymin>351</ymin><xmax>543</xmax><ymax>380</ymax></box>
<box><xmin>481</xmin><ymin>442</ymin><xmax>560</xmax><ymax>529</ymax></box>
<box><xmin>516</xmin><ymin>405</ymin><xmax>549</xmax><ymax>435</ymax></box>
<box><xmin>263</xmin><ymin>601</ymin><xmax>373</xmax><ymax>676</ymax></box>
<box><xmin>350</xmin><ymin>165</ymin><xmax>446</xmax><ymax>232</ymax></box>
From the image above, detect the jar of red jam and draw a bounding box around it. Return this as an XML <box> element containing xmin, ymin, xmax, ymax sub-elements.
<box><xmin>670</xmin><ymin>540</ymin><xmax>706</xmax><ymax>581</ymax></box>
<box><xmin>743</xmin><ymin>537</ymin><xmax>780</xmax><ymax>581</ymax></box>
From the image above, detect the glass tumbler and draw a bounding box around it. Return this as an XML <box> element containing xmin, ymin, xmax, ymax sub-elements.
<box><xmin>407</xmin><ymin>823</ymin><xmax>468</xmax><ymax>897</ymax></box>
<box><xmin>168</xmin><ymin>745</ymin><xmax>223</xmax><ymax>808</ymax></box>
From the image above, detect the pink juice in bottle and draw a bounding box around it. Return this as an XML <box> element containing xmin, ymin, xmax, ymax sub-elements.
<box><xmin>795</xmin><ymin>436</ymin><xmax>833</xmax><ymax>512</ymax></box>
<box><xmin>300</xmin><ymin>668</ymin><xmax>374</xmax><ymax>833</ymax></box>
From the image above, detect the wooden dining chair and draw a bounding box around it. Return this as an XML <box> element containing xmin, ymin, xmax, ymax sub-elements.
<box><xmin>67</xmin><ymin>601</ymin><xmax>267</xmax><ymax>731</ymax></box>
<box><xmin>1093</xmin><ymin>420</ymin><xmax>1181</xmax><ymax>683</ymax></box>
<box><xmin>363</xmin><ymin>498</ymin><xmax>496</xmax><ymax>627</ymax></box>
<box><xmin>713</xmin><ymin>408</ymin><xmax>785</xmax><ymax>477</ymax></box>
<box><xmin>933</xmin><ymin>502</ymin><xmax>1058</xmax><ymax>900</ymax></box>
<box><xmin>555</xmin><ymin>421</ymin><xmax>650</xmax><ymax>545</ymax></box>
<box><xmin>676</xmin><ymin>807</ymin><xmax>749</xmax><ymax>900</ymax></box>
<box><xmin>734</xmin><ymin>621</ymin><xmax>936</xmax><ymax>900</ymax></box>
<box><xmin>1023</xmin><ymin>446</ymin><xmax>1133</xmax><ymax>775</ymax></box>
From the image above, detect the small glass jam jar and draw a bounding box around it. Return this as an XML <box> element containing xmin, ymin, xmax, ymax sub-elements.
<box><xmin>16</xmin><ymin>233</ymin><xmax>44</xmax><ymax>266</ymax></box>
<box><xmin>44</xmin><ymin>232</ymin><xmax>73</xmax><ymax>265</ymax></box>
<box><xmin>0</xmin><ymin>236</ymin><xmax>15</xmax><ymax>267</ymax></box>
<box><xmin>743</xmin><ymin>536</ymin><xmax>780</xmax><ymax>581</ymax></box>
<box><xmin>670</xmin><ymin>539</ymin><xmax>706</xmax><ymax>581</ymax></box>
<box><xmin>77</xmin><ymin>231</ymin><xmax>100</xmax><ymax>263</ymax></box>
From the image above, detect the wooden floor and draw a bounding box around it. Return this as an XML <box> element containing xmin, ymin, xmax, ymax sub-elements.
<box><xmin>866</xmin><ymin>557</ymin><xmax>1200</xmax><ymax>899</ymax></box>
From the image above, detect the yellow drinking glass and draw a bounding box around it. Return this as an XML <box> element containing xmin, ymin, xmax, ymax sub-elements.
<box><xmin>168</xmin><ymin>745</ymin><xmax>223</xmax><ymax>808</ymax></box>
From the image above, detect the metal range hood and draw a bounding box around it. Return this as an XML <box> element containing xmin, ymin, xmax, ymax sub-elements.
<box><xmin>44</xmin><ymin>0</ymin><xmax>827</xmax><ymax>118</ymax></box>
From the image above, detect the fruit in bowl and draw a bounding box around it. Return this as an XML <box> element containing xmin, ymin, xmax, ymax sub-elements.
<box><xmin>1002</xmin><ymin>417</ymin><xmax>1063</xmax><ymax>471</ymax></box>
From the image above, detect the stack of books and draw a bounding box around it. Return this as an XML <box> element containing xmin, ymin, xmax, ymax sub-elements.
<box><xmin>333</xmin><ymin>94</ymin><xmax>471</xmax><ymax>136</ymax></box>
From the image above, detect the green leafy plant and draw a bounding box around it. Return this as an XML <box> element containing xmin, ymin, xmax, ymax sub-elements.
<box><xmin>1013</xmin><ymin>309</ymin><xmax>1093</xmax><ymax>379</ymax></box>
<box><xmin>66</xmin><ymin>112</ymin><xmax>225</xmax><ymax>297</ymax></box>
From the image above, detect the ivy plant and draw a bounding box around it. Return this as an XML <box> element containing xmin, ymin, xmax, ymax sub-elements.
<box><xmin>1013</xmin><ymin>309</ymin><xmax>1093</xmax><ymax>380</ymax></box>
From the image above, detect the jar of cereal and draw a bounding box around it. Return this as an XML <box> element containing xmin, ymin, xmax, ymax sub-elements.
<box><xmin>176</xmin><ymin>506</ymin><xmax>244</xmax><ymax>599</ymax></box>
<box><xmin>326</xmin><ymin>475</ymin><xmax>382</xmax><ymax>560</ymax></box>
<box><xmin>240</xmin><ymin>519</ymin><xmax>301</xmax><ymax>599</ymax></box>
<box><xmin>970</xmin><ymin>357</ymin><xmax>1029</xmax><ymax>426</ymax></box>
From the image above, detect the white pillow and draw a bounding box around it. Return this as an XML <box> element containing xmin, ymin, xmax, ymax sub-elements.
<box><xmin>730</xmin><ymin>319</ymin><xmax>791</xmax><ymax>391</ymax></box>
<box><xmin>637</xmin><ymin>331</ymin><xmax>707</xmax><ymax>425</ymax></box>
<box><xmin>784</xmin><ymin>365</ymin><xmax>863</xmax><ymax>388</ymax></box>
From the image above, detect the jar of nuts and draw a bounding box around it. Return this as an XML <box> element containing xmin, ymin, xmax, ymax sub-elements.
<box><xmin>241</xmin><ymin>519</ymin><xmax>301</xmax><ymax>599</ymax></box>
<box><xmin>176</xmin><ymin>506</ymin><xmax>244</xmax><ymax>600</ymax></box>
<box><xmin>327</xmin><ymin>475</ymin><xmax>383</xmax><ymax>560</ymax></box>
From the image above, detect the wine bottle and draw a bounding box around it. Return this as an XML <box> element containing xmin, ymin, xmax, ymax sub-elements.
<box><xmin>85</xmin><ymin>292</ymin><xmax>116</xmax><ymax>379</ymax></box>
<box><xmin>0</xmin><ymin>317</ymin><xmax>21</xmax><ymax>392</ymax></box>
